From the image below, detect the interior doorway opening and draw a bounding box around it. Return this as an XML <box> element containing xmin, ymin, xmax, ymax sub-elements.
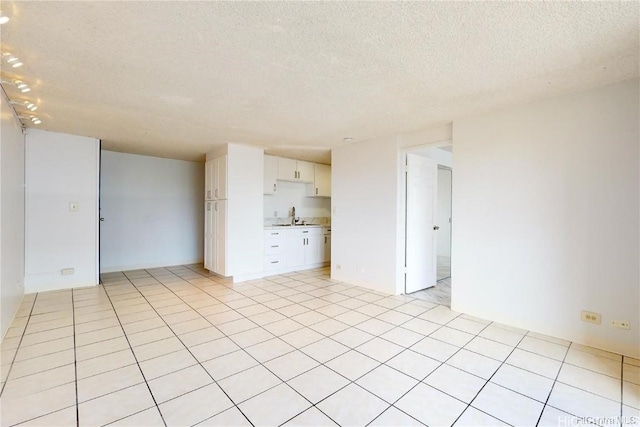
<box><xmin>402</xmin><ymin>143</ymin><xmax>452</xmax><ymax>306</ymax></box>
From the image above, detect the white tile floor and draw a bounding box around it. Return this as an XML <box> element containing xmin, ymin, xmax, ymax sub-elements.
<box><xmin>1</xmin><ymin>264</ymin><xmax>638</xmax><ymax>427</ymax></box>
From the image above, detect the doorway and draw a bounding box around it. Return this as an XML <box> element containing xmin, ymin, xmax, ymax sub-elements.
<box><xmin>403</xmin><ymin>144</ymin><xmax>452</xmax><ymax>306</ymax></box>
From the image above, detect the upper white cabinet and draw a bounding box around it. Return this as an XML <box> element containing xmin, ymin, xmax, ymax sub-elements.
<box><xmin>264</xmin><ymin>155</ymin><xmax>278</xmax><ymax>195</ymax></box>
<box><xmin>205</xmin><ymin>155</ymin><xmax>227</xmax><ymax>200</ymax></box>
<box><xmin>310</xmin><ymin>163</ymin><xmax>331</xmax><ymax>198</ymax></box>
<box><xmin>278</xmin><ymin>157</ymin><xmax>314</xmax><ymax>183</ymax></box>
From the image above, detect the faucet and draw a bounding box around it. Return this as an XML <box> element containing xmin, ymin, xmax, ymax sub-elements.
<box><xmin>291</xmin><ymin>206</ymin><xmax>296</xmax><ymax>225</ymax></box>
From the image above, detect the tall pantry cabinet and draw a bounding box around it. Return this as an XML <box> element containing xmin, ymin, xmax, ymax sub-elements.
<box><xmin>204</xmin><ymin>155</ymin><xmax>227</xmax><ymax>274</ymax></box>
<box><xmin>204</xmin><ymin>144</ymin><xmax>263</xmax><ymax>280</ymax></box>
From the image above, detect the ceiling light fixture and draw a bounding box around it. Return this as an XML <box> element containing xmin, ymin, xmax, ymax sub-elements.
<box><xmin>1</xmin><ymin>79</ymin><xmax>31</xmax><ymax>93</ymax></box>
<box><xmin>10</xmin><ymin>99</ymin><xmax>38</xmax><ymax>112</ymax></box>
<box><xmin>0</xmin><ymin>11</ymin><xmax>9</xmax><ymax>25</ymax></box>
<box><xmin>2</xmin><ymin>52</ymin><xmax>23</xmax><ymax>68</ymax></box>
<box><xmin>18</xmin><ymin>115</ymin><xmax>42</xmax><ymax>125</ymax></box>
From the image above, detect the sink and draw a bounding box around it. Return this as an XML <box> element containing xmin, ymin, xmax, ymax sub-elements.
<box><xmin>271</xmin><ymin>224</ymin><xmax>292</xmax><ymax>227</ymax></box>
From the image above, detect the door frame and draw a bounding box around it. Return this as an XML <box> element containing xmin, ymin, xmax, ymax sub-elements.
<box><xmin>436</xmin><ymin>165</ymin><xmax>453</xmax><ymax>281</ymax></box>
<box><xmin>397</xmin><ymin>140</ymin><xmax>452</xmax><ymax>295</ymax></box>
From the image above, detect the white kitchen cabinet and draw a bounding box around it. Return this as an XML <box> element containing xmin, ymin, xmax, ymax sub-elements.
<box><xmin>277</xmin><ymin>157</ymin><xmax>314</xmax><ymax>183</ymax></box>
<box><xmin>285</xmin><ymin>228</ymin><xmax>323</xmax><ymax>268</ymax></box>
<box><xmin>286</xmin><ymin>231</ymin><xmax>306</xmax><ymax>268</ymax></box>
<box><xmin>322</xmin><ymin>228</ymin><xmax>331</xmax><ymax>263</ymax></box>
<box><xmin>264</xmin><ymin>155</ymin><xmax>278</xmax><ymax>195</ymax></box>
<box><xmin>205</xmin><ymin>155</ymin><xmax>227</xmax><ymax>200</ymax></box>
<box><xmin>308</xmin><ymin>163</ymin><xmax>331</xmax><ymax>197</ymax></box>
<box><xmin>204</xmin><ymin>200</ymin><xmax>227</xmax><ymax>275</ymax></box>
<box><xmin>204</xmin><ymin>201</ymin><xmax>214</xmax><ymax>270</ymax></box>
<box><xmin>297</xmin><ymin>160</ymin><xmax>314</xmax><ymax>183</ymax></box>
<box><xmin>264</xmin><ymin>230</ymin><xmax>285</xmax><ymax>271</ymax></box>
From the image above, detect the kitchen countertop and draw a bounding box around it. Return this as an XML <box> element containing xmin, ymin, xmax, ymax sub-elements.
<box><xmin>264</xmin><ymin>224</ymin><xmax>330</xmax><ymax>230</ymax></box>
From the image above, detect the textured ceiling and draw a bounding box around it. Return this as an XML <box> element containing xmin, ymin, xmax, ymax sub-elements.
<box><xmin>1</xmin><ymin>1</ymin><xmax>638</xmax><ymax>163</ymax></box>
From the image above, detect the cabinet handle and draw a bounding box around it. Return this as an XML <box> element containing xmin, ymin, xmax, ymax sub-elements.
<box><xmin>273</xmin><ymin>183</ymin><xmax>276</xmax><ymax>191</ymax></box>
<box><xmin>271</xmin><ymin>261</ymin><xmax>279</xmax><ymax>264</ymax></box>
<box><xmin>325</xmin><ymin>236</ymin><xmax>327</xmax><ymax>244</ymax></box>
<box><xmin>271</xmin><ymin>245</ymin><xmax>279</xmax><ymax>248</ymax></box>
<box><xmin>207</xmin><ymin>190</ymin><xmax>211</xmax><ymax>199</ymax></box>
<box><xmin>302</xmin><ymin>230</ymin><xmax>309</xmax><ymax>233</ymax></box>
<box><xmin>215</xmin><ymin>202</ymin><xmax>218</xmax><ymax>211</ymax></box>
<box><xmin>206</xmin><ymin>203</ymin><xmax>211</xmax><ymax>211</ymax></box>
<box><xmin>270</xmin><ymin>232</ymin><xmax>279</xmax><ymax>235</ymax></box>
<box><xmin>315</xmin><ymin>187</ymin><xmax>318</xmax><ymax>195</ymax></box>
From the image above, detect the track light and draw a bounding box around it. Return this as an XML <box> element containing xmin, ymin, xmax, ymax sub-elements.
<box><xmin>1</xmin><ymin>79</ymin><xmax>32</xmax><ymax>93</ymax></box>
<box><xmin>10</xmin><ymin>99</ymin><xmax>38</xmax><ymax>112</ymax></box>
<box><xmin>2</xmin><ymin>52</ymin><xmax>23</xmax><ymax>68</ymax></box>
<box><xmin>0</xmin><ymin>11</ymin><xmax>9</xmax><ymax>25</ymax></box>
<box><xmin>18</xmin><ymin>115</ymin><xmax>42</xmax><ymax>125</ymax></box>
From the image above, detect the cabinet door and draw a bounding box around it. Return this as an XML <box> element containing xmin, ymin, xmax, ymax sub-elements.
<box><xmin>264</xmin><ymin>155</ymin><xmax>278</xmax><ymax>195</ymax></box>
<box><xmin>322</xmin><ymin>235</ymin><xmax>331</xmax><ymax>263</ymax></box>
<box><xmin>204</xmin><ymin>202</ymin><xmax>214</xmax><ymax>270</ymax></box>
<box><xmin>305</xmin><ymin>233</ymin><xmax>323</xmax><ymax>265</ymax></box>
<box><xmin>215</xmin><ymin>155</ymin><xmax>228</xmax><ymax>200</ymax></box>
<box><xmin>286</xmin><ymin>232</ymin><xmax>306</xmax><ymax>268</ymax></box>
<box><xmin>297</xmin><ymin>160</ymin><xmax>315</xmax><ymax>183</ymax></box>
<box><xmin>278</xmin><ymin>157</ymin><xmax>298</xmax><ymax>181</ymax></box>
<box><xmin>214</xmin><ymin>200</ymin><xmax>227</xmax><ymax>275</ymax></box>
<box><xmin>205</xmin><ymin>161</ymin><xmax>214</xmax><ymax>200</ymax></box>
<box><xmin>313</xmin><ymin>164</ymin><xmax>331</xmax><ymax>197</ymax></box>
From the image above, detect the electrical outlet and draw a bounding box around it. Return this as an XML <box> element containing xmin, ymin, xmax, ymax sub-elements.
<box><xmin>580</xmin><ymin>310</ymin><xmax>601</xmax><ymax>324</ymax></box>
<box><xmin>611</xmin><ymin>320</ymin><xmax>630</xmax><ymax>330</ymax></box>
<box><xmin>61</xmin><ymin>268</ymin><xmax>74</xmax><ymax>276</ymax></box>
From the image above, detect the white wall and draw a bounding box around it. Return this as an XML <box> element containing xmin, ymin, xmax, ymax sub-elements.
<box><xmin>332</xmin><ymin>136</ymin><xmax>400</xmax><ymax>294</ymax></box>
<box><xmin>331</xmin><ymin>125</ymin><xmax>453</xmax><ymax>295</ymax></box>
<box><xmin>25</xmin><ymin>130</ymin><xmax>99</xmax><ymax>293</ymax></box>
<box><xmin>1</xmin><ymin>94</ymin><xmax>25</xmax><ymax>338</ymax></box>
<box><xmin>226</xmin><ymin>144</ymin><xmax>264</xmax><ymax>278</ymax></box>
<box><xmin>451</xmin><ymin>79</ymin><xmax>639</xmax><ymax>357</ymax></box>
<box><xmin>263</xmin><ymin>180</ymin><xmax>331</xmax><ymax>221</ymax></box>
<box><xmin>100</xmin><ymin>151</ymin><xmax>204</xmax><ymax>273</ymax></box>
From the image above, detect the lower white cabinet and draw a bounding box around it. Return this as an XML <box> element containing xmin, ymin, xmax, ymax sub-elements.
<box><xmin>204</xmin><ymin>200</ymin><xmax>227</xmax><ymax>275</ymax></box>
<box><xmin>263</xmin><ymin>226</ymin><xmax>329</xmax><ymax>273</ymax></box>
<box><xmin>286</xmin><ymin>228</ymin><xmax>322</xmax><ymax>268</ymax></box>
<box><xmin>322</xmin><ymin>229</ymin><xmax>331</xmax><ymax>263</ymax></box>
<box><xmin>264</xmin><ymin>230</ymin><xmax>286</xmax><ymax>271</ymax></box>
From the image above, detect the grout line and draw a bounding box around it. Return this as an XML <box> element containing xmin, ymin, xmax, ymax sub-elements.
<box><xmin>102</xmin><ymin>280</ymin><xmax>168</xmax><ymax>427</ymax></box>
<box><xmin>71</xmin><ymin>289</ymin><xmax>79</xmax><ymax>427</ymax></box>
<box><xmin>0</xmin><ymin>293</ymin><xmax>38</xmax><ymax>397</ymax></box>
<box><xmin>119</xmin><ymin>271</ymin><xmax>256</xmax><ymax>427</ymax></box>
<box><xmin>535</xmin><ymin>343</ymin><xmax>571</xmax><ymax>426</ymax></box>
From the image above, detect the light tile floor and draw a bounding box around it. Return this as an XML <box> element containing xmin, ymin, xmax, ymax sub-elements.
<box><xmin>1</xmin><ymin>265</ymin><xmax>638</xmax><ymax>427</ymax></box>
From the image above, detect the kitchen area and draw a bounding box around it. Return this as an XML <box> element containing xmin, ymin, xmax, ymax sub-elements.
<box><xmin>203</xmin><ymin>144</ymin><xmax>331</xmax><ymax>283</ymax></box>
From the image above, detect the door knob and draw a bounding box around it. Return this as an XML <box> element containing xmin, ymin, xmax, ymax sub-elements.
<box><xmin>433</xmin><ymin>225</ymin><xmax>439</xmax><ymax>230</ymax></box>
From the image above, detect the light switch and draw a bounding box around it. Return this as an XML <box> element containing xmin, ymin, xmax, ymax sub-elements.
<box><xmin>69</xmin><ymin>202</ymin><xmax>79</xmax><ymax>212</ymax></box>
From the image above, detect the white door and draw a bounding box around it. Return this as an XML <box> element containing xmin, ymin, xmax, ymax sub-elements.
<box><xmin>405</xmin><ymin>154</ymin><xmax>438</xmax><ymax>293</ymax></box>
<box><xmin>204</xmin><ymin>202</ymin><xmax>213</xmax><ymax>270</ymax></box>
<box><xmin>214</xmin><ymin>200</ymin><xmax>227</xmax><ymax>275</ymax></box>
